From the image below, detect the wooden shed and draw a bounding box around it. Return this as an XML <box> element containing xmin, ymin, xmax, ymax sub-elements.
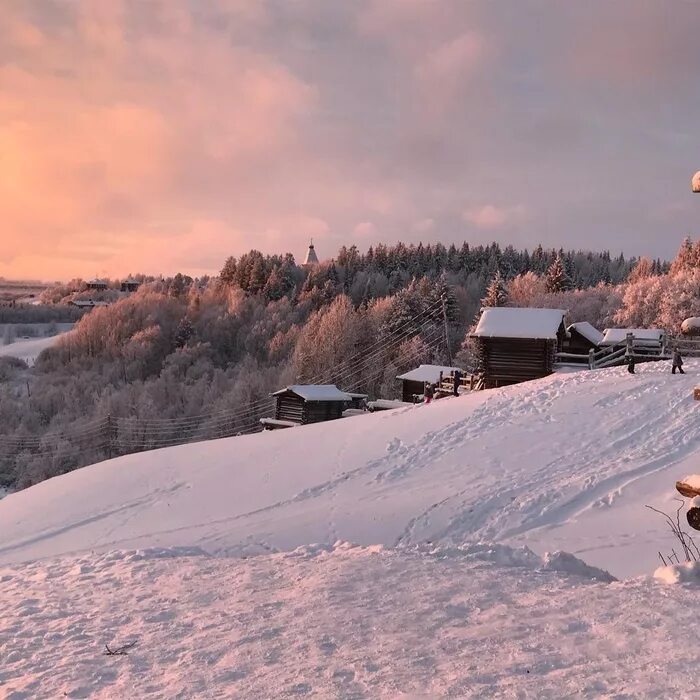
<box><xmin>121</xmin><ymin>278</ymin><xmax>140</xmax><ymax>293</ymax></box>
<box><xmin>471</xmin><ymin>307</ymin><xmax>567</xmax><ymax>388</ymax></box>
<box><xmin>86</xmin><ymin>278</ymin><xmax>108</xmax><ymax>291</ymax></box>
<box><xmin>263</xmin><ymin>385</ymin><xmax>353</xmax><ymax>428</ymax></box>
<box><xmin>566</xmin><ymin>322</ymin><xmax>603</xmax><ymax>354</ymax></box>
<box><xmin>396</xmin><ymin>364</ymin><xmax>464</xmax><ymax>403</ymax></box>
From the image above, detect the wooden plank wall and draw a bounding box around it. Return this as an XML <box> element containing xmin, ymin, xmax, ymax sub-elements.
<box><xmin>477</xmin><ymin>338</ymin><xmax>556</xmax><ymax>387</ymax></box>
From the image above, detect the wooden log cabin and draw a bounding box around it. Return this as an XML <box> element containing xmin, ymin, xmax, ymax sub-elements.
<box><xmin>566</xmin><ymin>322</ymin><xmax>603</xmax><ymax>354</ymax></box>
<box><xmin>261</xmin><ymin>385</ymin><xmax>364</xmax><ymax>429</ymax></box>
<box><xmin>471</xmin><ymin>307</ymin><xmax>567</xmax><ymax>388</ymax></box>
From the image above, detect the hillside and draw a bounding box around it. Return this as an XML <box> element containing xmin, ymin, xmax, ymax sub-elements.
<box><xmin>1</xmin><ymin>361</ymin><xmax>699</xmax><ymax>575</ymax></box>
<box><xmin>2</xmin><ymin>361</ymin><xmax>700</xmax><ymax>697</ymax></box>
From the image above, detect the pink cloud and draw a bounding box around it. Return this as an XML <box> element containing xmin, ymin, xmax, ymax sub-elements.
<box><xmin>353</xmin><ymin>221</ymin><xmax>376</xmax><ymax>238</ymax></box>
<box><xmin>463</xmin><ymin>204</ymin><xmax>526</xmax><ymax>230</ymax></box>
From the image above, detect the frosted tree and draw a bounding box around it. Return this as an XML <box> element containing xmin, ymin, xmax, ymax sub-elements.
<box><xmin>545</xmin><ymin>255</ymin><xmax>571</xmax><ymax>293</ymax></box>
<box><xmin>627</xmin><ymin>257</ymin><xmax>654</xmax><ymax>283</ymax></box>
<box><xmin>669</xmin><ymin>237</ymin><xmax>697</xmax><ymax>276</ymax></box>
<box><xmin>481</xmin><ymin>271</ymin><xmax>508</xmax><ymax>308</ymax></box>
<box><xmin>507</xmin><ymin>272</ymin><xmax>546</xmax><ymax>307</ymax></box>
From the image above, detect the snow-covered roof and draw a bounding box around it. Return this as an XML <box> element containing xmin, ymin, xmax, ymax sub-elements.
<box><xmin>681</xmin><ymin>317</ymin><xmax>700</xmax><ymax>334</ymax></box>
<box><xmin>272</xmin><ymin>385</ymin><xmax>351</xmax><ymax>402</ymax></box>
<box><xmin>567</xmin><ymin>322</ymin><xmax>604</xmax><ymax>347</ymax></box>
<box><xmin>396</xmin><ymin>364</ymin><xmax>463</xmax><ymax>383</ymax></box>
<box><xmin>600</xmin><ymin>329</ymin><xmax>664</xmax><ymax>346</ymax></box>
<box><xmin>472</xmin><ymin>307</ymin><xmax>566</xmax><ymax>340</ymax></box>
<box><xmin>87</xmin><ymin>278</ymin><xmax>107</xmax><ymax>286</ymax></box>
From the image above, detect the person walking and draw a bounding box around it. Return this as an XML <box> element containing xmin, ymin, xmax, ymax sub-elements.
<box><xmin>424</xmin><ymin>382</ymin><xmax>434</xmax><ymax>404</ymax></box>
<box><xmin>672</xmin><ymin>347</ymin><xmax>685</xmax><ymax>374</ymax></box>
<box><xmin>452</xmin><ymin>369</ymin><xmax>462</xmax><ymax>397</ymax></box>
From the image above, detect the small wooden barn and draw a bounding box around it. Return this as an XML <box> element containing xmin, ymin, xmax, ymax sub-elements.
<box><xmin>396</xmin><ymin>364</ymin><xmax>464</xmax><ymax>403</ymax></box>
<box><xmin>261</xmin><ymin>385</ymin><xmax>359</xmax><ymax>429</ymax></box>
<box><xmin>121</xmin><ymin>278</ymin><xmax>140</xmax><ymax>293</ymax></box>
<box><xmin>471</xmin><ymin>307</ymin><xmax>567</xmax><ymax>388</ymax></box>
<box><xmin>86</xmin><ymin>278</ymin><xmax>108</xmax><ymax>291</ymax></box>
<box><xmin>566</xmin><ymin>322</ymin><xmax>604</xmax><ymax>354</ymax></box>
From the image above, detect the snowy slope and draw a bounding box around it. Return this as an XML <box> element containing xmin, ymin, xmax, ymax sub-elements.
<box><xmin>0</xmin><ymin>334</ymin><xmax>63</xmax><ymax>365</ymax></box>
<box><xmin>3</xmin><ymin>361</ymin><xmax>700</xmax><ymax>698</ymax></box>
<box><xmin>0</xmin><ymin>361</ymin><xmax>699</xmax><ymax>577</ymax></box>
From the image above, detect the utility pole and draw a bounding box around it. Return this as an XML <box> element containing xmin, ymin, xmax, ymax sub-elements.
<box><xmin>441</xmin><ymin>295</ymin><xmax>452</xmax><ymax>366</ymax></box>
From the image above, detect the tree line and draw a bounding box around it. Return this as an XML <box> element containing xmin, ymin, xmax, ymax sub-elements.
<box><xmin>0</xmin><ymin>238</ymin><xmax>688</xmax><ymax>492</ymax></box>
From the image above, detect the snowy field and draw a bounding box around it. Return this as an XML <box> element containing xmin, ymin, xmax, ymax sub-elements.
<box><xmin>0</xmin><ymin>325</ymin><xmax>72</xmax><ymax>366</ymax></box>
<box><xmin>1</xmin><ymin>360</ymin><xmax>700</xmax><ymax>697</ymax></box>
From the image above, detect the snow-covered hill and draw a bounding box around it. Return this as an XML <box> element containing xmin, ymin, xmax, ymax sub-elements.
<box><xmin>1</xmin><ymin>361</ymin><xmax>698</xmax><ymax>576</ymax></box>
<box><xmin>2</xmin><ymin>361</ymin><xmax>700</xmax><ymax>698</ymax></box>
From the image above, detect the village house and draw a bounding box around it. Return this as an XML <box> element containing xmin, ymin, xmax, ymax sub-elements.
<box><xmin>260</xmin><ymin>385</ymin><xmax>366</xmax><ymax>430</ymax></box>
<box><xmin>471</xmin><ymin>307</ymin><xmax>567</xmax><ymax>388</ymax></box>
<box><xmin>120</xmin><ymin>279</ymin><xmax>140</xmax><ymax>293</ymax></box>
<box><xmin>86</xmin><ymin>278</ymin><xmax>108</xmax><ymax>291</ymax></box>
<box><xmin>566</xmin><ymin>322</ymin><xmax>604</xmax><ymax>354</ymax></box>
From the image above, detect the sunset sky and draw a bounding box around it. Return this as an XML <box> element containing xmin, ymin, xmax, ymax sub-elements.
<box><xmin>2</xmin><ymin>0</ymin><xmax>700</xmax><ymax>281</ymax></box>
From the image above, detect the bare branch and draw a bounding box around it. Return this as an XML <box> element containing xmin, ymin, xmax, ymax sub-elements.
<box><xmin>104</xmin><ymin>640</ymin><xmax>138</xmax><ymax>656</ymax></box>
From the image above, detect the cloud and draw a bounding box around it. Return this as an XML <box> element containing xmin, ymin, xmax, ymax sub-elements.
<box><xmin>2</xmin><ymin>0</ymin><xmax>700</xmax><ymax>280</ymax></box>
<box><xmin>413</xmin><ymin>218</ymin><xmax>435</xmax><ymax>234</ymax></box>
<box><xmin>463</xmin><ymin>205</ymin><xmax>526</xmax><ymax>230</ymax></box>
<box><xmin>353</xmin><ymin>222</ymin><xmax>376</xmax><ymax>238</ymax></box>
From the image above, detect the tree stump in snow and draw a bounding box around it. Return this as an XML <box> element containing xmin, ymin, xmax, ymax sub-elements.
<box><xmin>687</xmin><ymin>508</ymin><xmax>700</xmax><ymax>531</ymax></box>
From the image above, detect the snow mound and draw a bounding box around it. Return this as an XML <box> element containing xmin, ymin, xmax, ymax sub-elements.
<box><xmin>682</xmin><ymin>474</ymin><xmax>700</xmax><ymax>489</ymax></box>
<box><xmin>681</xmin><ymin>317</ymin><xmax>700</xmax><ymax>335</ymax></box>
<box><xmin>426</xmin><ymin>542</ymin><xmax>616</xmax><ymax>581</ymax></box>
<box><xmin>541</xmin><ymin>550</ymin><xmax>616</xmax><ymax>582</ymax></box>
<box><xmin>654</xmin><ymin>561</ymin><xmax>700</xmax><ymax>585</ymax></box>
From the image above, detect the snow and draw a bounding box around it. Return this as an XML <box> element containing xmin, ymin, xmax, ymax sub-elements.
<box><xmin>682</xmin><ymin>473</ymin><xmax>700</xmax><ymax>489</ymax></box>
<box><xmin>396</xmin><ymin>364</ymin><xmax>462</xmax><ymax>383</ymax></box>
<box><xmin>681</xmin><ymin>317</ymin><xmax>700</xmax><ymax>333</ymax></box>
<box><xmin>3</xmin><ymin>361</ymin><xmax>700</xmax><ymax>695</ymax></box>
<box><xmin>600</xmin><ymin>328</ymin><xmax>664</xmax><ymax>346</ymax></box>
<box><xmin>472</xmin><ymin>307</ymin><xmax>566</xmax><ymax>339</ymax></box>
<box><xmin>568</xmin><ymin>321</ymin><xmax>604</xmax><ymax>346</ymax></box>
<box><xmin>271</xmin><ymin>384</ymin><xmax>351</xmax><ymax>401</ymax></box>
<box><xmin>654</xmin><ymin>560</ymin><xmax>700</xmax><ymax>584</ymax></box>
<box><xmin>0</xmin><ymin>335</ymin><xmax>62</xmax><ymax>366</ymax></box>
<box><xmin>5</xmin><ymin>542</ymin><xmax>700</xmax><ymax>698</ymax></box>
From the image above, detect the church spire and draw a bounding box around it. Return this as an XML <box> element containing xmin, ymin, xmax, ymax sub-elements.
<box><xmin>303</xmin><ymin>238</ymin><xmax>319</xmax><ymax>266</ymax></box>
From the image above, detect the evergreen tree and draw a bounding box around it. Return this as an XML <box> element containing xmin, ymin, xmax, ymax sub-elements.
<box><xmin>545</xmin><ymin>255</ymin><xmax>570</xmax><ymax>293</ymax></box>
<box><xmin>481</xmin><ymin>271</ymin><xmax>508</xmax><ymax>308</ymax></box>
<box><xmin>219</xmin><ymin>257</ymin><xmax>237</xmax><ymax>286</ymax></box>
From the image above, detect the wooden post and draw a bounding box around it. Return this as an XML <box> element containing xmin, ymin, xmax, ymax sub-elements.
<box><xmin>441</xmin><ymin>295</ymin><xmax>452</xmax><ymax>366</ymax></box>
<box><xmin>625</xmin><ymin>332</ymin><xmax>634</xmax><ymax>357</ymax></box>
<box><xmin>588</xmin><ymin>348</ymin><xmax>595</xmax><ymax>370</ymax></box>
<box><xmin>106</xmin><ymin>414</ymin><xmax>113</xmax><ymax>459</ymax></box>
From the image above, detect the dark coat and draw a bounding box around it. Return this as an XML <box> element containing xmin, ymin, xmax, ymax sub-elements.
<box><xmin>673</xmin><ymin>350</ymin><xmax>683</xmax><ymax>367</ymax></box>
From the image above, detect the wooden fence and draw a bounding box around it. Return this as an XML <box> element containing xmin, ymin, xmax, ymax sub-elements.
<box><xmin>555</xmin><ymin>333</ymin><xmax>700</xmax><ymax>370</ymax></box>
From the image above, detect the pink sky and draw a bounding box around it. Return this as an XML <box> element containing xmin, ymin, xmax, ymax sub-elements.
<box><xmin>2</xmin><ymin>1</ymin><xmax>700</xmax><ymax>280</ymax></box>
